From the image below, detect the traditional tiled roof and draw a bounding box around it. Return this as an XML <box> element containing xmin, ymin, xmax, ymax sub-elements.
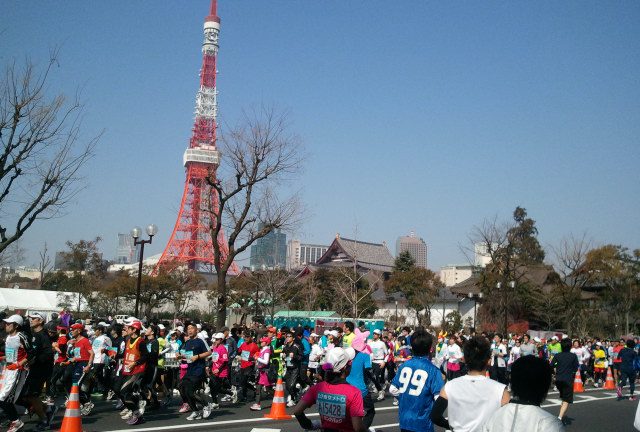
<box><xmin>317</xmin><ymin>236</ymin><xmax>394</xmax><ymax>273</ymax></box>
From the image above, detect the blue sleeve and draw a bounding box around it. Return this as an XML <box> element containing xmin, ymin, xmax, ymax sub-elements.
<box><xmin>391</xmin><ymin>364</ymin><xmax>402</xmax><ymax>388</ymax></box>
<box><xmin>431</xmin><ymin>366</ymin><xmax>444</xmax><ymax>397</ymax></box>
<box><xmin>365</xmin><ymin>355</ymin><xmax>372</xmax><ymax>369</ymax></box>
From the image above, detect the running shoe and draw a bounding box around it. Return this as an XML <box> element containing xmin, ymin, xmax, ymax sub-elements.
<box><xmin>393</xmin><ymin>397</ymin><xmax>399</xmax><ymax>406</ymax></box>
<box><xmin>81</xmin><ymin>401</ymin><xmax>94</xmax><ymax>416</ymax></box>
<box><xmin>34</xmin><ymin>421</ymin><xmax>49</xmax><ymax>432</ymax></box>
<box><xmin>46</xmin><ymin>404</ymin><xmax>58</xmax><ymax>427</ymax></box>
<box><xmin>617</xmin><ymin>386</ymin><xmax>623</xmax><ymax>399</ymax></box>
<box><xmin>7</xmin><ymin>419</ymin><xmax>24</xmax><ymax>432</ymax></box>
<box><xmin>120</xmin><ymin>408</ymin><xmax>131</xmax><ymax>418</ymax></box>
<box><xmin>138</xmin><ymin>400</ymin><xmax>147</xmax><ymax>416</ymax></box>
<box><xmin>231</xmin><ymin>387</ymin><xmax>239</xmax><ymax>404</ymax></box>
<box><xmin>249</xmin><ymin>403</ymin><xmax>262</xmax><ymax>411</ymax></box>
<box><xmin>126</xmin><ymin>414</ymin><xmax>143</xmax><ymax>425</ymax></box>
<box><xmin>286</xmin><ymin>399</ymin><xmax>296</xmax><ymax>407</ymax></box>
<box><xmin>209</xmin><ymin>402</ymin><xmax>220</xmax><ymax>410</ymax></box>
<box><xmin>630</xmin><ymin>395</ymin><xmax>637</xmax><ymax>401</ymax></box>
<box><xmin>179</xmin><ymin>403</ymin><xmax>191</xmax><ymax>413</ymax></box>
<box><xmin>202</xmin><ymin>404</ymin><xmax>213</xmax><ymax>419</ymax></box>
<box><xmin>220</xmin><ymin>395</ymin><xmax>231</xmax><ymax>402</ymax></box>
<box><xmin>43</xmin><ymin>396</ymin><xmax>55</xmax><ymax>406</ymax></box>
<box><xmin>121</xmin><ymin>410</ymin><xmax>134</xmax><ymax>421</ymax></box>
<box><xmin>115</xmin><ymin>400</ymin><xmax>124</xmax><ymax>410</ymax></box>
<box><xmin>377</xmin><ymin>390</ymin><xmax>385</xmax><ymax>401</ymax></box>
<box><xmin>186</xmin><ymin>411</ymin><xmax>203</xmax><ymax>421</ymax></box>
<box><xmin>106</xmin><ymin>390</ymin><xmax>115</xmax><ymax>400</ymax></box>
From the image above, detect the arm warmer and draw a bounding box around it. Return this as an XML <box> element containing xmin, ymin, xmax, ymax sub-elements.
<box><xmin>430</xmin><ymin>396</ymin><xmax>450</xmax><ymax>430</ymax></box>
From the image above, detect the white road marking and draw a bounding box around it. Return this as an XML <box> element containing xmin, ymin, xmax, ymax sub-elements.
<box><xmin>249</xmin><ymin>429</ymin><xmax>282</xmax><ymax>432</ymax></box>
<box><xmin>101</xmin><ymin>390</ymin><xmax>621</xmax><ymax>432</ymax></box>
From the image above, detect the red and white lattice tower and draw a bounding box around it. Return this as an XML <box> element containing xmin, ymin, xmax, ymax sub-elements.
<box><xmin>155</xmin><ymin>0</ymin><xmax>238</xmax><ymax>274</ymax></box>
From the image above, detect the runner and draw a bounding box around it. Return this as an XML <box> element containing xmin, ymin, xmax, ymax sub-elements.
<box><xmin>179</xmin><ymin>322</ymin><xmax>210</xmax><ymax>420</ymax></box>
<box><xmin>283</xmin><ymin>329</ymin><xmax>303</xmax><ymax>407</ymax></box>
<box><xmin>292</xmin><ymin>347</ymin><xmax>366</xmax><ymax>432</ymax></box>
<box><xmin>483</xmin><ymin>356</ymin><xmax>563</xmax><ymax>431</ymax></box>
<box><xmin>207</xmin><ymin>332</ymin><xmax>235</xmax><ymax>415</ymax></box>
<box><xmin>250</xmin><ymin>336</ymin><xmax>273</xmax><ymax>411</ymax></box>
<box><xmin>346</xmin><ymin>328</ymin><xmax>378</xmax><ymax>430</ymax></box>
<box><xmin>389</xmin><ymin>329</ymin><xmax>444</xmax><ymax>432</ymax></box>
<box><xmin>0</xmin><ymin>315</ymin><xmax>31</xmax><ymax>432</ymax></box>
<box><xmin>368</xmin><ymin>329</ymin><xmax>388</xmax><ymax>401</ymax></box>
<box><xmin>617</xmin><ymin>339</ymin><xmax>637</xmax><ymax>401</ymax></box>
<box><xmin>550</xmin><ymin>338</ymin><xmax>579</xmax><ymax>425</ymax></box>
<box><xmin>119</xmin><ymin>321</ymin><xmax>148</xmax><ymax>425</ymax></box>
<box><xmin>431</xmin><ymin>336</ymin><xmax>510</xmax><ymax>431</ymax></box>
<box><xmin>237</xmin><ymin>330</ymin><xmax>259</xmax><ymax>404</ymax></box>
<box><xmin>68</xmin><ymin>322</ymin><xmax>94</xmax><ymax>416</ymax></box>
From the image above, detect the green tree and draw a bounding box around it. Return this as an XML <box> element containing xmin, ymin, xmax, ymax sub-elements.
<box><xmin>394</xmin><ymin>251</ymin><xmax>415</xmax><ymax>272</ymax></box>
<box><xmin>471</xmin><ymin>206</ymin><xmax>547</xmax><ymax>333</ymax></box>
<box><xmin>580</xmin><ymin>245</ymin><xmax>640</xmax><ymax>335</ymax></box>
<box><xmin>386</xmin><ymin>252</ymin><xmax>444</xmax><ymax>327</ymax></box>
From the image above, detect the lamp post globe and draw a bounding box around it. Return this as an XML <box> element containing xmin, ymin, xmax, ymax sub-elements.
<box><xmin>131</xmin><ymin>226</ymin><xmax>142</xmax><ymax>239</ymax></box>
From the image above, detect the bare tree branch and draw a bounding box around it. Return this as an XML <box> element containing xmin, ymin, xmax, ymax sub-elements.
<box><xmin>0</xmin><ymin>52</ymin><xmax>99</xmax><ymax>254</ymax></box>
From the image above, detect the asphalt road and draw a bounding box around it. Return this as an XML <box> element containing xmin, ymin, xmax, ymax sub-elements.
<box><xmin>13</xmin><ymin>387</ymin><xmax>639</xmax><ymax>432</ymax></box>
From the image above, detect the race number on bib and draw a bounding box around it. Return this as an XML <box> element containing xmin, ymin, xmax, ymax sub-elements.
<box><xmin>317</xmin><ymin>392</ymin><xmax>346</xmax><ymax>421</ymax></box>
<box><xmin>241</xmin><ymin>350</ymin><xmax>250</xmax><ymax>361</ymax></box>
<box><xmin>397</xmin><ymin>366</ymin><xmax>429</xmax><ymax>396</ymax></box>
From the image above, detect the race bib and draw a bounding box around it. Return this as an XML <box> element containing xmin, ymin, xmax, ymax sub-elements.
<box><xmin>5</xmin><ymin>347</ymin><xmax>17</xmax><ymax>363</ymax></box>
<box><xmin>211</xmin><ymin>352</ymin><xmax>219</xmax><ymax>362</ymax></box>
<box><xmin>241</xmin><ymin>350</ymin><xmax>250</xmax><ymax>361</ymax></box>
<box><xmin>317</xmin><ymin>392</ymin><xmax>346</xmax><ymax>421</ymax></box>
<box><xmin>74</xmin><ymin>347</ymin><xmax>82</xmax><ymax>359</ymax></box>
<box><xmin>182</xmin><ymin>350</ymin><xmax>194</xmax><ymax>363</ymax></box>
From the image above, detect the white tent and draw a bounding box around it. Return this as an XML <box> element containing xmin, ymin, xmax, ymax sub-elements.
<box><xmin>0</xmin><ymin>287</ymin><xmax>88</xmax><ymax>313</ymax></box>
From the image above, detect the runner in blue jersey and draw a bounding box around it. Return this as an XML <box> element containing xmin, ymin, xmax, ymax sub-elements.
<box><xmin>390</xmin><ymin>329</ymin><xmax>444</xmax><ymax>432</ymax></box>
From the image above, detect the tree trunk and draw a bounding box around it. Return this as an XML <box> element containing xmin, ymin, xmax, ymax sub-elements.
<box><xmin>216</xmin><ymin>271</ymin><xmax>228</xmax><ymax>327</ymax></box>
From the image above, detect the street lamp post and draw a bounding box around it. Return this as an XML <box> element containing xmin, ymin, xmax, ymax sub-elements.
<box><xmin>395</xmin><ymin>300</ymin><xmax>398</xmax><ymax>329</ymax></box>
<box><xmin>497</xmin><ymin>281</ymin><xmax>515</xmax><ymax>335</ymax></box>
<box><xmin>131</xmin><ymin>224</ymin><xmax>157</xmax><ymax>317</ymax></box>
<box><xmin>468</xmin><ymin>291</ymin><xmax>483</xmax><ymax>331</ymax></box>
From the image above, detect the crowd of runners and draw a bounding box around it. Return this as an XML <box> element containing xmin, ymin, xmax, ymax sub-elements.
<box><xmin>0</xmin><ymin>310</ymin><xmax>639</xmax><ymax>432</ymax></box>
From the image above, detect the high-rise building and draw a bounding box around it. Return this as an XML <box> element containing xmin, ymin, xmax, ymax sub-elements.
<box><xmin>286</xmin><ymin>240</ymin><xmax>329</xmax><ymax>270</ymax></box>
<box><xmin>474</xmin><ymin>242</ymin><xmax>494</xmax><ymax>267</ymax></box>
<box><xmin>396</xmin><ymin>231</ymin><xmax>427</xmax><ymax>268</ymax></box>
<box><xmin>250</xmin><ymin>228</ymin><xmax>287</xmax><ymax>269</ymax></box>
<box><xmin>115</xmin><ymin>233</ymin><xmax>137</xmax><ymax>264</ymax></box>
<box><xmin>440</xmin><ymin>264</ymin><xmax>475</xmax><ymax>287</ymax></box>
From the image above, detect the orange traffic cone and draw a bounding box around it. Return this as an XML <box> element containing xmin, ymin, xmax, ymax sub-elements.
<box><xmin>264</xmin><ymin>376</ymin><xmax>291</xmax><ymax>421</ymax></box>
<box><xmin>573</xmin><ymin>370</ymin><xmax>584</xmax><ymax>393</ymax></box>
<box><xmin>59</xmin><ymin>383</ymin><xmax>84</xmax><ymax>432</ymax></box>
<box><xmin>603</xmin><ymin>368</ymin><xmax>616</xmax><ymax>390</ymax></box>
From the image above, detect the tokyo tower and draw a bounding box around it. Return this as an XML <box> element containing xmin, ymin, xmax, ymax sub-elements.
<box><xmin>155</xmin><ymin>0</ymin><xmax>238</xmax><ymax>274</ymax></box>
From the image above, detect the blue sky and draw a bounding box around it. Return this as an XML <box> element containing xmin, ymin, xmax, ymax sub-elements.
<box><xmin>3</xmin><ymin>1</ymin><xmax>639</xmax><ymax>271</ymax></box>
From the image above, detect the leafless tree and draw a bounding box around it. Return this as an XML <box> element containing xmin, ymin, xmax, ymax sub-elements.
<box><xmin>549</xmin><ymin>233</ymin><xmax>595</xmax><ymax>334</ymax></box>
<box><xmin>0</xmin><ymin>52</ymin><xmax>99</xmax><ymax>255</ymax></box>
<box><xmin>38</xmin><ymin>241</ymin><xmax>52</xmax><ymax>288</ymax></box>
<box><xmin>251</xmin><ymin>269</ymin><xmax>293</xmax><ymax>319</ymax></box>
<box><xmin>205</xmin><ymin>106</ymin><xmax>304</xmax><ymax>326</ymax></box>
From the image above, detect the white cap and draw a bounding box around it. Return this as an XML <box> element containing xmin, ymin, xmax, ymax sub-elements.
<box><xmin>4</xmin><ymin>314</ymin><xmax>24</xmax><ymax>326</ymax></box>
<box><xmin>533</xmin><ymin>337</ymin><xmax>541</xmax><ymax>343</ymax></box>
<box><xmin>551</xmin><ymin>335</ymin><xmax>559</xmax><ymax>340</ymax></box>
<box><xmin>157</xmin><ymin>324</ymin><xmax>165</xmax><ymax>330</ymax></box>
<box><xmin>124</xmin><ymin>316</ymin><xmax>139</xmax><ymax>325</ymax></box>
<box><xmin>213</xmin><ymin>332</ymin><xmax>224</xmax><ymax>340</ymax></box>
<box><xmin>28</xmin><ymin>312</ymin><xmax>45</xmax><ymax>321</ymax></box>
<box><xmin>196</xmin><ymin>323</ymin><xmax>202</xmax><ymax>329</ymax></box>
<box><xmin>323</xmin><ymin>347</ymin><xmax>355</xmax><ymax>372</ymax></box>
<box><xmin>373</xmin><ymin>329</ymin><xmax>382</xmax><ymax>335</ymax></box>
<box><xmin>310</xmin><ymin>333</ymin><xmax>319</xmax><ymax>338</ymax></box>
<box><xmin>329</xmin><ymin>330</ymin><xmax>339</xmax><ymax>338</ymax></box>
<box><xmin>596</xmin><ymin>342</ymin><xmax>602</xmax><ymax>346</ymax></box>
<box><xmin>199</xmin><ymin>330</ymin><xmax>209</xmax><ymax>339</ymax></box>
<box><xmin>97</xmin><ymin>321</ymin><xmax>108</xmax><ymax>327</ymax></box>
<box><xmin>323</xmin><ymin>330</ymin><xmax>330</xmax><ymax>336</ymax></box>
<box><xmin>177</xmin><ymin>326</ymin><xmax>184</xmax><ymax>333</ymax></box>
